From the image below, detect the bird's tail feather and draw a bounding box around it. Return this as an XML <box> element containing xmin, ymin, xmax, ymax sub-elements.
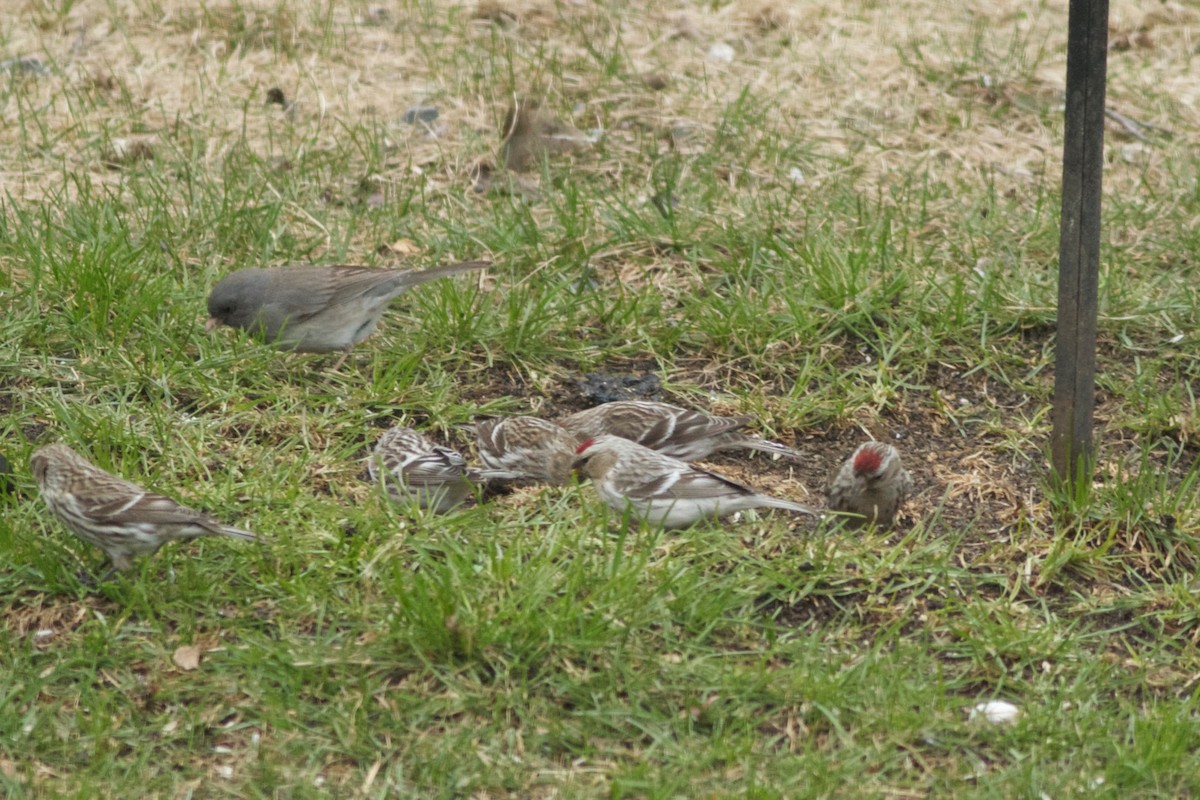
<box><xmin>759</xmin><ymin>497</ymin><xmax>821</xmax><ymax>517</ymax></box>
<box><xmin>403</xmin><ymin>260</ymin><xmax>491</xmax><ymax>286</ymax></box>
<box><xmin>743</xmin><ymin>438</ymin><xmax>803</xmax><ymax>460</ymax></box>
<box><xmin>475</xmin><ymin>468</ymin><xmax>525</xmax><ymax>481</ymax></box>
<box><xmin>217</xmin><ymin>525</ymin><xmax>258</xmax><ymax>541</ymax></box>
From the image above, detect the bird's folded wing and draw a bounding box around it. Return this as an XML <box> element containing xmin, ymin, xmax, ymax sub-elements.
<box><xmin>334</xmin><ymin>261</ymin><xmax>487</xmax><ymax>303</ymax></box>
<box><xmin>402</xmin><ymin>453</ymin><xmax>471</xmax><ymax>486</ymax></box>
<box><xmin>89</xmin><ymin>490</ymin><xmax>215</xmax><ymax>526</ymax></box>
<box><xmin>622</xmin><ymin>466</ymin><xmax>753</xmax><ymax>501</ymax></box>
<box><xmin>261</xmin><ymin>265</ymin><xmax>343</xmax><ymax>320</ymax></box>
<box><xmin>660</xmin><ymin>411</ymin><xmax>751</xmax><ymax>443</ymax></box>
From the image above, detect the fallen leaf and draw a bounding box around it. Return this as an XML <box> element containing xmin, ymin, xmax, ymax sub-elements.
<box><xmin>386</xmin><ymin>238</ymin><xmax>421</xmax><ymax>256</ymax></box>
<box><xmin>173</xmin><ymin>645</ymin><xmax>202</xmax><ymax>671</ymax></box>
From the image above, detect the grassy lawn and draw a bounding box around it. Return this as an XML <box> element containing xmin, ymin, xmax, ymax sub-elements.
<box><xmin>3</xmin><ymin>0</ymin><xmax>1200</xmax><ymax>796</ymax></box>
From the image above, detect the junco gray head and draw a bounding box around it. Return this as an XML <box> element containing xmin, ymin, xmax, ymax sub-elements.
<box><xmin>206</xmin><ymin>261</ymin><xmax>490</xmax><ymax>359</ymax></box>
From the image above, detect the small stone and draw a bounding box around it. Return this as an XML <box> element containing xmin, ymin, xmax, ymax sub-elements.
<box><xmin>403</xmin><ymin>105</ymin><xmax>439</xmax><ymax>124</ymax></box>
<box><xmin>707</xmin><ymin>42</ymin><xmax>735</xmax><ymax>63</ymax></box>
<box><xmin>642</xmin><ymin>71</ymin><xmax>670</xmax><ymax>90</ymax></box>
<box><xmin>104</xmin><ymin>137</ymin><xmax>156</xmax><ymax>169</ymax></box>
<box><xmin>470</xmin><ymin>160</ymin><xmax>494</xmax><ymax>193</ymax></box>
<box><xmin>969</xmin><ymin>700</ymin><xmax>1020</xmax><ymax>725</ymax></box>
<box><xmin>0</xmin><ymin>57</ymin><xmax>49</xmax><ymax>76</ymax></box>
<box><xmin>577</xmin><ymin>373</ymin><xmax>662</xmax><ymax>405</ymax></box>
<box><xmin>362</xmin><ymin>6</ymin><xmax>390</xmax><ymax>24</ymax></box>
<box><xmin>650</xmin><ymin>191</ymin><xmax>677</xmax><ymax>218</ymax></box>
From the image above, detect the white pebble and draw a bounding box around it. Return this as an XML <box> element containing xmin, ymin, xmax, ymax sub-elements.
<box><xmin>707</xmin><ymin>43</ymin><xmax>735</xmax><ymax>63</ymax></box>
<box><xmin>970</xmin><ymin>700</ymin><xmax>1020</xmax><ymax>724</ymax></box>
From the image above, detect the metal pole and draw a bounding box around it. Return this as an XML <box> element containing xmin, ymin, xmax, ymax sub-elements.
<box><xmin>1052</xmin><ymin>0</ymin><xmax>1109</xmax><ymax>486</ymax></box>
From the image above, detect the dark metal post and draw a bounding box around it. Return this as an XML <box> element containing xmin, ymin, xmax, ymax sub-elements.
<box><xmin>1052</xmin><ymin>0</ymin><xmax>1109</xmax><ymax>486</ymax></box>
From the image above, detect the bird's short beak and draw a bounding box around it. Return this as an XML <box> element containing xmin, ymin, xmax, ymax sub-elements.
<box><xmin>204</xmin><ymin>317</ymin><xmax>221</xmax><ymax>332</ymax></box>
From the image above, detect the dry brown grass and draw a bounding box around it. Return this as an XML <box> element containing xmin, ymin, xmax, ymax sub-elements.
<box><xmin>4</xmin><ymin>0</ymin><xmax>1196</xmax><ymax>208</ymax></box>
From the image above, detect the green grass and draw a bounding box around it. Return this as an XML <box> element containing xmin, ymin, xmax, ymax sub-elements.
<box><xmin>3</xmin><ymin>0</ymin><xmax>1200</xmax><ymax>796</ymax></box>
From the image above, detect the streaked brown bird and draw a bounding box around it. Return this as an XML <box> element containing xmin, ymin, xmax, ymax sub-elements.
<box><xmin>369</xmin><ymin>426</ymin><xmax>480</xmax><ymax>513</ymax></box>
<box><xmin>557</xmin><ymin>400</ymin><xmax>803</xmax><ymax>462</ymax></box>
<box><xmin>826</xmin><ymin>441</ymin><xmax>913</xmax><ymax>528</ymax></box>
<box><xmin>31</xmin><ymin>443</ymin><xmax>256</xmax><ymax>580</ymax></box>
<box><xmin>573</xmin><ymin>435</ymin><xmax>820</xmax><ymax>529</ymax></box>
<box><xmin>474</xmin><ymin>416</ymin><xmax>578</xmax><ymax>485</ymax></box>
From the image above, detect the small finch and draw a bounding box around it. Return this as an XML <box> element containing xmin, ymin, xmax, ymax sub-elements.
<box><xmin>368</xmin><ymin>426</ymin><xmax>479</xmax><ymax>513</ymax></box>
<box><xmin>205</xmin><ymin>261</ymin><xmax>490</xmax><ymax>364</ymax></box>
<box><xmin>826</xmin><ymin>441</ymin><xmax>913</xmax><ymax>528</ymax></box>
<box><xmin>31</xmin><ymin>444</ymin><xmax>257</xmax><ymax>580</ymax></box>
<box><xmin>557</xmin><ymin>400</ymin><xmax>802</xmax><ymax>462</ymax></box>
<box><xmin>572</xmin><ymin>435</ymin><xmax>820</xmax><ymax>529</ymax></box>
<box><xmin>474</xmin><ymin>416</ymin><xmax>578</xmax><ymax>485</ymax></box>
<box><xmin>500</xmin><ymin>97</ymin><xmax>591</xmax><ymax>172</ymax></box>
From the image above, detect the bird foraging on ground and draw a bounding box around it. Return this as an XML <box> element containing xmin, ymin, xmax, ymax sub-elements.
<box><xmin>31</xmin><ymin>443</ymin><xmax>257</xmax><ymax>581</ymax></box>
<box><xmin>205</xmin><ymin>261</ymin><xmax>490</xmax><ymax>364</ymax></box>
<box><xmin>826</xmin><ymin>441</ymin><xmax>913</xmax><ymax>528</ymax></box>
<box><xmin>474</xmin><ymin>416</ymin><xmax>578</xmax><ymax>486</ymax></box>
<box><xmin>557</xmin><ymin>400</ymin><xmax>803</xmax><ymax>462</ymax></box>
<box><xmin>500</xmin><ymin>97</ymin><xmax>591</xmax><ymax>172</ymax></box>
<box><xmin>369</xmin><ymin>426</ymin><xmax>479</xmax><ymax>513</ymax></box>
<box><xmin>572</xmin><ymin>435</ymin><xmax>820</xmax><ymax>529</ymax></box>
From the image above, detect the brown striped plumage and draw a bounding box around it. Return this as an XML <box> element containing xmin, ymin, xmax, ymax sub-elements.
<box><xmin>573</xmin><ymin>435</ymin><xmax>820</xmax><ymax>529</ymax></box>
<box><xmin>369</xmin><ymin>426</ymin><xmax>480</xmax><ymax>512</ymax></box>
<box><xmin>31</xmin><ymin>443</ymin><xmax>256</xmax><ymax>579</ymax></box>
<box><xmin>474</xmin><ymin>416</ymin><xmax>577</xmax><ymax>485</ymax></box>
<box><xmin>557</xmin><ymin>401</ymin><xmax>803</xmax><ymax>462</ymax></box>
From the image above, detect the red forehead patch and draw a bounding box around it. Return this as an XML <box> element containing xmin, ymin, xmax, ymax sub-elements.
<box><xmin>575</xmin><ymin>438</ymin><xmax>596</xmax><ymax>455</ymax></box>
<box><xmin>853</xmin><ymin>444</ymin><xmax>884</xmax><ymax>475</ymax></box>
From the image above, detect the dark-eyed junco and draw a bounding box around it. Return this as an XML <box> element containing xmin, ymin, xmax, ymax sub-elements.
<box><xmin>31</xmin><ymin>444</ymin><xmax>257</xmax><ymax>580</ymax></box>
<box><xmin>206</xmin><ymin>261</ymin><xmax>490</xmax><ymax>361</ymax></box>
